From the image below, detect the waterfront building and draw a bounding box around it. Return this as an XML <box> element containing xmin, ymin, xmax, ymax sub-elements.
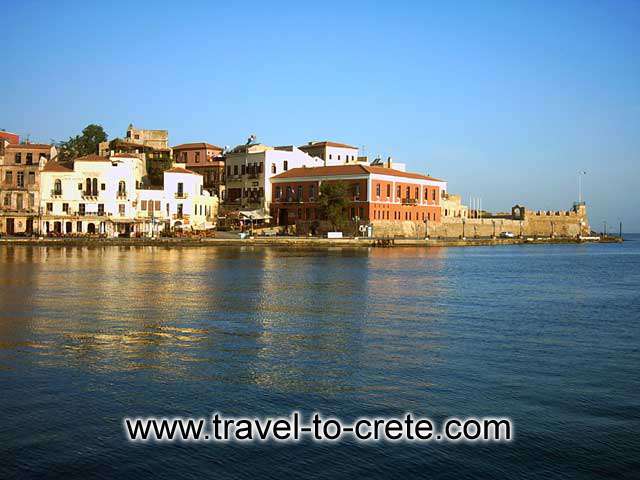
<box><xmin>39</xmin><ymin>154</ymin><xmax>144</xmax><ymax>236</ymax></box>
<box><xmin>39</xmin><ymin>153</ymin><xmax>217</xmax><ymax>237</ymax></box>
<box><xmin>172</xmin><ymin>143</ymin><xmax>225</xmax><ymax>197</ymax></box>
<box><xmin>270</xmin><ymin>163</ymin><xmax>446</xmax><ymax>231</ymax></box>
<box><xmin>0</xmin><ymin>142</ymin><xmax>56</xmax><ymax>235</ymax></box>
<box><xmin>223</xmin><ymin>138</ymin><xmax>324</xmax><ymax>219</ymax></box>
<box><xmin>135</xmin><ymin>166</ymin><xmax>218</xmax><ymax>236</ymax></box>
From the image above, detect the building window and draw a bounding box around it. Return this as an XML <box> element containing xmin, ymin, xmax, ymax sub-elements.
<box><xmin>271</xmin><ymin>163</ymin><xmax>276</xmax><ymax>174</ymax></box>
<box><xmin>241</xmin><ymin>164</ymin><xmax>246</xmax><ymax>175</ymax></box>
<box><xmin>354</xmin><ymin>184</ymin><xmax>360</xmax><ymax>200</ymax></box>
<box><xmin>275</xmin><ymin>186</ymin><xmax>281</xmax><ymax>199</ymax></box>
<box><xmin>233</xmin><ymin>165</ymin><xmax>238</xmax><ymax>175</ymax></box>
<box><xmin>309</xmin><ymin>184</ymin><xmax>315</xmax><ymax>200</ymax></box>
<box><xmin>227</xmin><ymin>166</ymin><xmax>232</xmax><ymax>177</ymax></box>
<box><xmin>329</xmin><ymin>154</ymin><xmax>332</xmax><ymax>160</ymax></box>
<box><xmin>79</xmin><ymin>204</ymin><xmax>85</xmax><ymax>215</ymax></box>
<box><xmin>415</xmin><ymin>187</ymin><xmax>419</xmax><ymax>199</ymax></box>
<box><xmin>29</xmin><ymin>193</ymin><xmax>34</xmax><ymax>206</ymax></box>
<box><xmin>155</xmin><ymin>201</ymin><xmax>160</xmax><ymax>211</ymax></box>
<box><xmin>118</xmin><ymin>181</ymin><xmax>126</xmax><ymax>196</ymax></box>
<box><xmin>5</xmin><ymin>171</ymin><xmax>12</xmax><ymax>184</ymax></box>
<box><xmin>177</xmin><ymin>204</ymin><xmax>183</xmax><ymax>218</ymax></box>
<box><xmin>98</xmin><ymin>204</ymin><xmax>104</xmax><ymax>215</ymax></box>
<box><xmin>195</xmin><ymin>152</ymin><xmax>200</xmax><ymax>163</ymax></box>
<box><xmin>78</xmin><ymin>183</ymin><xmax>82</xmax><ymax>190</ymax></box>
<box><xmin>405</xmin><ymin>186</ymin><xmax>410</xmax><ymax>199</ymax></box>
<box><xmin>119</xmin><ymin>204</ymin><xmax>125</xmax><ymax>216</ymax></box>
<box><xmin>16</xmin><ymin>194</ymin><xmax>23</xmax><ymax>210</ymax></box>
<box><xmin>28</xmin><ymin>172</ymin><xmax>35</xmax><ymax>184</ymax></box>
<box><xmin>432</xmin><ymin>189</ymin><xmax>436</xmax><ymax>201</ymax></box>
<box><xmin>54</xmin><ymin>179</ymin><xmax>62</xmax><ymax>195</ymax></box>
<box><xmin>77</xmin><ymin>221</ymin><xmax>82</xmax><ymax>232</ymax></box>
<box><xmin>177</xmin><ymin>182</ymin><xmax>184</xmax><ymax>196</ymax></box>
<box><xmin>17</xmin><ymin>172</ymin><xmax>24</xmax><ymax>187</ymax></box>
<box><xmin>387</xmin><ymin>184</ymin><xmax>391</xmax><ymax>197</ymax></box>
<box><xmin>259</xmin><ymin>162</ymin><xmax>263</xmax><ymax>174</ymax></box>
<box><xmin>26</xmin><ymin>153</ymin><xmax>33</xmax><ymax>165</ymax></box>
<box><xmin>396</xmin><ymin>185</ymin><xmax>401</xmax><ymax>198</ymax></box>
<box><xmin>100</xmin><ymin>182</ymin><xmax>105</xmax><ymax>191</ymax></box>
<box><xmin>283</xmin><ymin>161</ymin><xmax>288</xmax><ymax>171</ymax></box>
<box><xmin>376</xmin><ymin>184</ymin><xmax>381</xmax><ymax>197</ymax></box>
<box><xmin>297</xmin><ymin>185</ymin><xmax>303</xmax><ymax>202</ymax></box>
<box><xmin>62</xmin><ymin>203</ymin><xmax>69</xmax><ymax>213</ymax></box>
<box><xmin>424</xmin><ymin>188</ymin><xmax>428</xmax><ymax>200</ymax></box>
<box><xmin>46</xmin><ymin>202</ymin><xmax>53</xmax><ymax>212</ymax></box>
<box><xmin>338</xmin><ymin>155</ymin><xmax>341</xmax><ymax>160</ymax></box>
<box><xmin>92</xmin><ymin>178</ymin><xmax>98</xmax><ymax>195</ymax></box>
<box><xmin>141</xmin><ymin>200</ymin><xmax>147</xmax><ymax>210</ymax></box>
<box><xmin>15</xmin><ymin>153</ymin><xmax>21</xmax><ymax>164</ymax></box>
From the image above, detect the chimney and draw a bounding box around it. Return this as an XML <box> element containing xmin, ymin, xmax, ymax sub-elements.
<box><xmin>386</xmin><ymin>156</ymin><xmax>393</xmax><ymax>169</ymax></box>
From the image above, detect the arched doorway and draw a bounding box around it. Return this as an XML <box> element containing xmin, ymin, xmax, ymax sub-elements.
<box><xmin>65</xmin><ymin>222</ymin><xmax>72</xmax><ymax>234</ymax></box>
<box><xmin>53</xmin><ymin>221</ymin><xmax>62</xmax><ymax>234</ymax></box>
<box><xmin>87</xmin><ymin>223</ymin><xmax>96</xmax><ymax>234</ymax></box>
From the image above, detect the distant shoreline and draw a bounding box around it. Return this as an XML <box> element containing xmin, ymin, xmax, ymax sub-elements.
<box><xmin>0</xmin><ymin>236</ymin><xmax>622</xmax><ymax>248</ymax></box>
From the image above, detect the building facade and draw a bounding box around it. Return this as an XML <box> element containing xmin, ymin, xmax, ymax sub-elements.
<box><xmin>172</xmin><ymin>143</ymin><xmax>225</xmax><ymax>197</ymax></box>
<box><xmin>39</xmin><ymin>154</ymin><xmax>144</xmax><ymax>236</ymax></box>
<box><xmin>135</xmin><ymin>167</ymin><xmax>218</xmax><ymax>236</ymax></box>
<box><xmin>223</xmin><ymin>142</ymin><xmax>323</xmax><ymax>215</ymax></box>
<box><xmin>270</xmin><ymin>164</ymin><xmax>446</xmax><ymax>231</ymax></box>
<box><xmin>38</xmin><ymin>155</ymin><xmax>217</xmax><ymax>237</ymax></box>
<box><xmin>298</xmin><ymin>141</ymin><xmax>359</xmax><ymax>166</ymax></box>
<box><xmin>0</xmin><ymin>143</ymin><xmax>56</xmax><ymax>235</ymax></box>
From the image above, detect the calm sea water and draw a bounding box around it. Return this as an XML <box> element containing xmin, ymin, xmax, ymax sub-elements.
<box><xmin>1</xmin><ymin>237</ymin><xmax>639</xmax><ymax>479</ymax></box>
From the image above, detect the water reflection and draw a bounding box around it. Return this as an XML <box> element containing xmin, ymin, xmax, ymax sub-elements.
<box><xmin>0</xmin><ymin>246</ymin><xmax>451</xmax><ymax>394</ymax></box>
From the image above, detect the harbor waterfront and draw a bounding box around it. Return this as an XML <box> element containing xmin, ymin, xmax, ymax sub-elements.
<box><xmin>1</xmin><ymin>237</ymin><xmax>639</xmax><ymax>478</ymax></box>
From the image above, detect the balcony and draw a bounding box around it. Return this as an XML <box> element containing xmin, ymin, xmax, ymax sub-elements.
<box><xmin>402</xmin><ymin>198</ymin><xmax>418</xmax><ymax>205</ymax></box>
<box><xmin>117</xmin><ymin>192</ymin><xmax>127</xmax><ymax>199</ymax></box>
<box><xmin>82</xmin><ymin>191</ymin><xmax>98</xmax><ymax>200</ymax></box>
<box><xmin>174</xmin><ymin>192</ymin><xmax>187</xmax><ymax>199</ymax></box>
<box><xmin>50</xmin><ymin>189</ymin><xmax>63</xmax><ymax>198</ymax></box>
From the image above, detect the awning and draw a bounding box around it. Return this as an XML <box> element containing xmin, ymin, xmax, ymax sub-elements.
<box><xmin>239</xmin><ymin>209</ymin><xmax>272</xmax><ymax>221</ymax></box>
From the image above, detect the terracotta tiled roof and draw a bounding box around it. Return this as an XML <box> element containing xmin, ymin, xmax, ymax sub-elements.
<box><xmin>272</xmin><ymin>164</ymin><xmax>369</xmax><ymax>179</ymax></box>
<box><xmin>111</xmin><ymin>153</ymin><xmax>138</xmax><ymax>158</ymax></box>
<box><xmin>6</xmin><ymin>143</ymin><xmax>52</xmax><ymax>150</ymax></box>
<box><xmin>172</xmin><ymin>142</ymin><xmax>223</xmax><ymax>151</ymax></box>
<box><xmin>74</xmin><ymin>154</ymin><xmax>111</xmax><ymax>162</ymax></box>
<box><xmin>364</xmin><ymin>165</ymin><xmax>443</xmax><ymax>182</ymax></box>
<box><xmin>165</xmin><ymin>166</ymin><xmax>197</xmax><ymax>175</ymax></box>
<box><xmin>42</xmin><ymin>159</ymin><xmax>73</xmax><ymax>172</ymax></box>
<box><xmin>272</xmin><ymin>164</ymin><xmax>443</xmax><ymax>182</ymax></box>
<box><xmin>299</xmin><ymin>141</ymin><xmax>358</xmax><ymax>150</ymax></box>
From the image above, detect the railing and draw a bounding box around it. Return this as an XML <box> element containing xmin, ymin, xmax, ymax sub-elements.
<box><xmin>82</xmin><ymin>192</ymin><xmax>98</xmax><ymax>200</ymax></box>
<box><xmin>175</xmin><ymin>192</ymin><xmax>187</xmax><ymax>199</ymax></box>
<box><xmin>50</xmin><ymin>190</ymin><xmax>63</xmax><ymax>198</ymax></box>
<box><xmin>117</xmin><ymin>192</ymin><xmax>127</xmax><ymax>199</ymax></box>
<box><xmin>402</xmin><ymin>198</ymin><xmax>418</xmax><ymax>205</ymax></box>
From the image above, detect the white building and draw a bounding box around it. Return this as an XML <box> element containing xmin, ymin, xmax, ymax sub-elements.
<box><xmin>39</xmin><ymin>154</ymin><xmax>143</xmax><ymax>235</ymax></box>
<box><xmin>224</xmin><ymin>141</ymin><xmax>324</xmax><ymax>216</ymax></box>
<box><xmin>298</xmin><ymin>141</ymin><xmax>360</xmax><ymax>166</ymax></box>
<box><xmin>39</xmin><ymin>156</ymin><xmax>217</xmax><ymax>237</ymax></box>
<box><xmin>135</xmin><ymin>166</ymin><xmax>218</xmax><ymax>236</ymax></box>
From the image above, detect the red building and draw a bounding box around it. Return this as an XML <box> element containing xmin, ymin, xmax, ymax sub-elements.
<box><xmin>0</xmin><ymin>130</ymin><xmax>20</xmax><ymax>144</ymax></box>
<box><xmin>172</xmin><ymin>142</ymin><xmax>225</xmax><ymax>197</ymax></box>
<box><xmin>270</xmin><ymin>164</ymin><xmax>446</xmax><ymax>227</ymax></box>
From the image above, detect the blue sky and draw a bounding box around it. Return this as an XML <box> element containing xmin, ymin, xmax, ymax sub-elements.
<box><xmin>3</xmin><ymin>0</ymin><xmax>639</xmax><ymax>230</ymax></box>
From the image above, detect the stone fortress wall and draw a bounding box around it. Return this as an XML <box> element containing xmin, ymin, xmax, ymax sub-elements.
<box><xmin>371</xmin><ymin>203</ymin><xmax>590</xmax><ymax>238</ymax></box>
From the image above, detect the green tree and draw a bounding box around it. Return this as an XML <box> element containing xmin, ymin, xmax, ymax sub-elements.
<box><xmin>318</xmin><ymin>181</ymin><xmax>350</xmax><ymax>231</ymax></box>
<box><xmin>57</xmin><ymin>124</ymin><xmax>108</xmax><ymax>161</ymax></box>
